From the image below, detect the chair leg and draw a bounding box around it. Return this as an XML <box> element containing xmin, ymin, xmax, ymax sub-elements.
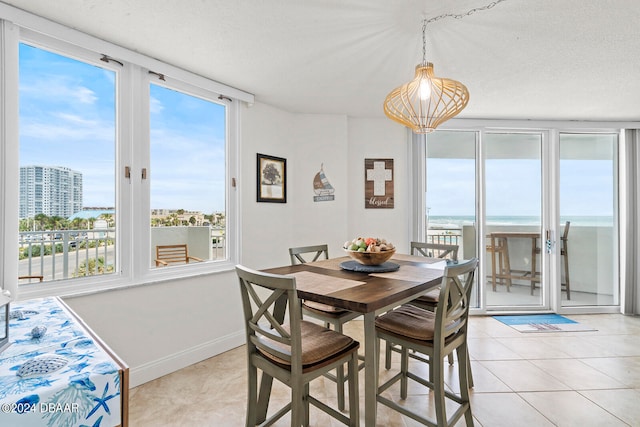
<box><xmin>466</xmin><ymin>347</ymin><xmax>474</xmax><ymax>389</ymax></box>
<box><xmin>303</xmin><ymin>383</ymin><xmax>310</xmax><ymax>427</ymax></box>
<box><xmin>336</xmin><ymin>362</ymin><xmax>346</xmax><ymax>411</ymax></box>
<box><xmin>347</xmin><ymin>351</ymin><xmax>359</xmax><ymax>427</ymax></box>
<box><xmin>563</xmin><ymin>251</ymin><xmax>571</xmax><ymax>300</ymax></box>
<box><xmin>502</xmin><ymin>240</ymin><xmax>512</xmax><ymax>291</ymax></box>
<box><xmin>400</xmin><ymin>346</ymin><xmax>409</xmax><ymax>399</ymax></box>
<box><xmin>385</xmin><ymin>341</ymin><xmax>393</xmax><ymax>369</ymax></box>
<box><xmin>246</xmin><ymin>364</ymin><xmax>258</xmax><ymax>427</ymax></box>
<box><xmin>291</xmin><ymin>378</ymin><xmax>304</xmax><ymax>427</ymax></box>
<box><xmin>256</xmin><ymin>371</ymin><xmax>273</xmax><ymax>424</ymax></box>
<box><xmin>433</xmin><ymin>350</ymin><xmax>447</xmax><ymax>427</ymax></box>
<box><xmin>457</xmin><ymin>344</ymin><xmax>474</xmax><ymax>426</ymax></box>
<box><xmin>334</xmin><ymin>321</ymin><xmax>346</xmax><ymax>411</ymax></box>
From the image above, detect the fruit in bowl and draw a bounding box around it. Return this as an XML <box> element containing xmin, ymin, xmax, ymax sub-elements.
<box><xmin>343</xmin><ymin>237</ymin><xmax>396</xmax><ymax>266</ymax></box>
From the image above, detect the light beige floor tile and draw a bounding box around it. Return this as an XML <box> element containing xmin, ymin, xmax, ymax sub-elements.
<box><xmin>468</xmin><ymin>337</ymin><xmax>524</xmax><ymax>361</ymax></box>
<box><xmin>580</xmin><ymin>356</ymin><xmax>640</xmax><ymax>388</ymax></box>
<box><xmin>480</xmin><ymin>360</ymin><xmax>570</xmax><ymax>392</ymax></box>
<box><xmin>530</xmin><ymin>358</ymin><xmax>627</xmax><ymax>390</ymax></box>
<box><xmin>470</xmin><ymin>316</ymin><xmax>523</xmax><ymax>338</ymax></box>
<box><xmin>469</xmin><ymin>392</ymin><xmax>555</xmax><ymax>427</ymax></box>
<box><xmin>446</xmin><ymin>361</ymin><xmax>512</xmax><ymax>394</ymax></box>
<box><xmin>591</xmin><ymin>334</ymin><xmax>640</xmax><ymax>357</ymax></box>
<box><xmin>570</xmin><ymin>314</ymin><xmax>640</xmax><ymax>335</ymax></box>
<box><xmin>519</xmin><ymin>391</ymin><xmax>629</xmax><ymax>426</ymax></box>
<box><xmin>535</xmin><ymin>335</ymin><xmax>618</xmax><ymax>358</ymax></box>
<box><xmin>580</xmin><ymin>388</ymin><xmax>640</xmax><ymax>426</ymax></box>
<box><xmin>128</xmin><ymin>314</ymin><xmax>640</xmax><ymax>426</ymax></box>
<box><xmin>495</xmin><ymin>336</ymin><xmax>574</xmax><ymax>359</ymax></box>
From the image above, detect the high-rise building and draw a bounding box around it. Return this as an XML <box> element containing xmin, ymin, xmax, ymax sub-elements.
<box><xmin>19</xmin><ymin>166</ymin><xmax>83</xmax><ymax>219</ymax></box>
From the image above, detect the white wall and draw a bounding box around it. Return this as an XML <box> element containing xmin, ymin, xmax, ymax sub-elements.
<box><xmin>347</xmin><ymin>118</ymin><xmax>412</xmax><ymax>252</ymax></box>
<box><xmin>63</xmin><ymin>102</ymin><xmax>406</xmax><ymax>388</ymax></box>
<box><xmin>64</xmin><ymin>270</ymin><xmax>244</xmax><ymax>386</ymax></box>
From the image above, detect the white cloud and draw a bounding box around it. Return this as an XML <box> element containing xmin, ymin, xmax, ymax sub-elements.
<box><xmin>21</xmin><ymin>77</ymin><xmax>98</xmax><ymax>105</ymax></box>
<box><xmin>150</xmin><ymin>96</ymin><xmax>164</xmax><ymax>114</ymax></box>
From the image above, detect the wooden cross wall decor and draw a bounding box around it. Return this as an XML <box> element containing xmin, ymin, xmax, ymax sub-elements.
<box><xmin>364</xmin><ymin>158</ymin><xmax>394</xmax><ymax>209</ymax></box>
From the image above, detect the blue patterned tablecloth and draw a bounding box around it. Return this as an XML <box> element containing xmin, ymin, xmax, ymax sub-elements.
<box><xmin>0</xmin><ymin>297</ymin><xmax>122</xmax><ymax>427</ymax></box>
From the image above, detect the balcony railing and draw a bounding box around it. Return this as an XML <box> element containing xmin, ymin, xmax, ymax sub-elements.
<box><xmin>19</xmin><ymin>227</ymin><xmax>227</xmax><ymax>283</ymax></box>
<box><xmin>19</xmin><ymin>229</ymin><xmax>115</xmax><ymax>282</ymax></box>
<box><xmin>427</xmin><ymin>227</ymin><xmax>462</xmax><ymax>246</ymax></box>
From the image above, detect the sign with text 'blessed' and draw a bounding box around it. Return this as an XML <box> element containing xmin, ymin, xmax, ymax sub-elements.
<box><xmin>364</xmin><ymin>158</ymin><xmax>394</xmax><ymax>209</ymax></box>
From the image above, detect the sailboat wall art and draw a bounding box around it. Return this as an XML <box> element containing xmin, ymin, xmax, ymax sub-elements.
<box><xmin>313</xmin><ymin>164</ymin><xmax>335</xmax><ymax>202</ymax></box>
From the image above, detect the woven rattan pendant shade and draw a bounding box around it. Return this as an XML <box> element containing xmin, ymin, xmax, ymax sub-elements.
<box><xmin>383</xmin><ymin>62</ymin><xmax>469</xmax><ymax>134</ymax></box>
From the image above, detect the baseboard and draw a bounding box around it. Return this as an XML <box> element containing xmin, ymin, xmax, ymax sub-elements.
<box><xmin>128</xmin><ymin>329</ymin><xmax>245</xmax><ymax>388</ymax></box>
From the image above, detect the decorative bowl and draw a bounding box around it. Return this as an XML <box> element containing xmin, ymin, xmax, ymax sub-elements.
<box><xmin>345</xmin><ymin>248</ymin><xmax>396</xmax><ymax>266</ymax></box>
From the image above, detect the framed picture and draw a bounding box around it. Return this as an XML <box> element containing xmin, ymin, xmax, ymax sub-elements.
<box><xmin>257</xmin><ymin>153</ymin><xmax>287</xmax><ymax>203</ymax></box>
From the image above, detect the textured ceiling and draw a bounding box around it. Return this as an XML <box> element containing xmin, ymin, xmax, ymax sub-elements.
<box><xmin>3</xmin><ymin>0</ymin><xmax>640</xmax><ymax>121</ymax></box>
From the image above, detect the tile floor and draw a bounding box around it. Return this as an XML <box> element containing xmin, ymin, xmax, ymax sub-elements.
<box><xmin>129</xmin><ymin>313</ymin><xmax>640</xmax><ymax>426</ymax></box>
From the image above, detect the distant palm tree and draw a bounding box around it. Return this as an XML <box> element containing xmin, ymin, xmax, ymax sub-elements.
<box><xmin>87</xmin><ymin>217</ymin><xmax>97</xmax><ymax>229</ymax></box>
<box><xmin>34</xmin><ymin>213</ymin><xmax>48</xmax><ymax>231</ymax></box>
<box><xmin>71</xmin><ymin>217</ymin><xmax>84</xmax><ymax>230</ymax></box>
<box><xmin>50</xmin><ymin>215</ymin><xmax>67</xmax><ymax>230</ymax></box>
<box><xmin>100</xmin><ymin>213</ymin><xmax>114</xmax><ymax>227</ymax></box>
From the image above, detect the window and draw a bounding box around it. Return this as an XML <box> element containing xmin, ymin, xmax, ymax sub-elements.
<box><xmin>0</xmin><ymin>19</ymin><xmax>243</xmax><ymax>298</ymax></box>
<box><xmin>149</xmin><ymin>82</ymin><xmax>228</xmax><ymax>267</ymax></box>
<box><xmin>18</xmin><ymin>41</ymin><xmax>118</xmax><ymax>284</ymax></box>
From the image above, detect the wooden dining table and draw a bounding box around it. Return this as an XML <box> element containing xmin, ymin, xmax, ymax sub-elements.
<box><xmin>262</xmin><ymin>253</ymin><xmax>445</xmax><ymax>426</ymax></box>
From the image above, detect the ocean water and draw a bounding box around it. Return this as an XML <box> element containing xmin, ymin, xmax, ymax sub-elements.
<box><xmin>429</xmin><ymin>215</ymin><xmax>614</xmax><ymax>227</ymax></box>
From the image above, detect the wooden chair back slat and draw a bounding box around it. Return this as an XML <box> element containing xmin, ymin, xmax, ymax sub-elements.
<box><xmin>155</xmin><ymin>244</ymin><xmax>203</xmax><ymax>266</ymax></box>
<box><xmin>411</xmin><ymin>241</ymin><xmax>459</xmax><ymax>261</ymax></box>
<box><xmin>288</xmin><ymin>244</ymin><xmax>329</xmax><ymax>265</ymax></box>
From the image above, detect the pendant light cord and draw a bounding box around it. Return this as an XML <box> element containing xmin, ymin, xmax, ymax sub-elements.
<box><xmin>421</xmin><ymin>0</ymin><xmax>508</xmax><ymax>63</ymax></box>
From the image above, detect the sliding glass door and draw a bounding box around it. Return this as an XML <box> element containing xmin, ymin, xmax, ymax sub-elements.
<box><xmin>559</xmin><ymin>133</ymin><xmax>619</xmax><ymax>307</ymax></box>
<box><xmin>423</xmin><ymin>128</ymin><xmax>620</xmax><ymax>313</ymax></box>
<box><xmin>424</xmin><ymin>131</ymin><xmax>478</xmax><ymax>306</ymax></box>
<box><xmin>484</xmin><ymin>132</ymin><xmax>544</xmax><ymax>309</ymax></box>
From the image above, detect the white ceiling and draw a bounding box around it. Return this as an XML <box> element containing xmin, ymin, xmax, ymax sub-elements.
<box><xmin>3</xmin><ymin>0</ymin><xmax>640</xmax><ymax>121</ymax></box>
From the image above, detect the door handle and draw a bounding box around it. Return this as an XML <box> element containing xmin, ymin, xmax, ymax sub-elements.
<box><xmin>545</xmin><ymin>229</ymin><xmax>555</xmax><ymax>254</ymax></box>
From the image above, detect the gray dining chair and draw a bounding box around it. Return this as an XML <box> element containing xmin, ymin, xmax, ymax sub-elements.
<box><xmin>288</xmin><ymin>244</ymin><xmax>362</xmax><ymax>411</ymax></box>
<box><xmin>375</xmin><ymin>258</ymin><xmax>478</xmax><ymax>427</ymax></box>
<box><xmin>407</xmin><ymin>242</ymin><xmax>459</xmax><ymax>311</ymax></box>
<box><xmin>236</xmin><ymin>265</ymin><xmax>360</xmax><ymax>426</ymax></box>
<box><xmin>384</xmin><ymin>242</ymin><xmax>460</xmax><ymax>370</ymax></box>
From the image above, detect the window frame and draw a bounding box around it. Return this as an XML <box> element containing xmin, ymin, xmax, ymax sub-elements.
<box><xmin>1</xmin><ymin>10</ymin><xmax>246</xmax><ymax>299</ymax></box>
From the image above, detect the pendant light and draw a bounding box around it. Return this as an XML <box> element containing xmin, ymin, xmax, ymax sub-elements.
<box><xmin>383</xmin><ymin>19</ymin><xmax>469</xmax><ymax>134</ymax></box>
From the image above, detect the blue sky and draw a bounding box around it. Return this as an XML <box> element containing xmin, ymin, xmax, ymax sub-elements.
<box><xmin>427</xmin><ymin>158</ymin><xmax>614</xmax><ymax>218</ymax></box>
<box><xmin>19</xmin><ymin>43</ymin><xmax>226</xmax><ymax>214</ymax></box>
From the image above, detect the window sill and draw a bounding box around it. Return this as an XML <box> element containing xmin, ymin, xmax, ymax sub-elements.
<box><xmin>16</xmin><ymin>260</ymin><xmax>236</xmax><ymax>301</ymax></box>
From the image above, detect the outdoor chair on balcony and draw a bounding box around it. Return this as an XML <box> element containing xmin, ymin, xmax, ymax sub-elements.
<box><xmin>375</xmin><ymin>258</ymin><xmax>477</xmax><ymax>427</ymax></box>
<box><xmin>560</xmin><ymin>222</ymin><xmax>571</xmax><ymax>299</ymax></box>
<box><xmin>533</xmin><ymin>221</ymin><xmax>571</xmax><ymax>299</ymax></box>
<box><xmin>155</xmin><ymin>244</ymin><xmax>203</xmax><ymax>267</ymax></box>
<box><xmin>288</xmin><ymin>244</ymin><xmax>362</xmax><ymax>411</ymax></box>
<box><xmin>236</xmin><ymin>265</ymin><xmax>360</xmax><ymax>426</ymax></box>
<box><xmin>18</xmin><ymin>275</ymin><xmax>44</xmax><ymax>283</ymax></box>
<box><xmin>486</xmin><ymin>234</ymin><xmax>511</xmax><ymax>292</ymax></box>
